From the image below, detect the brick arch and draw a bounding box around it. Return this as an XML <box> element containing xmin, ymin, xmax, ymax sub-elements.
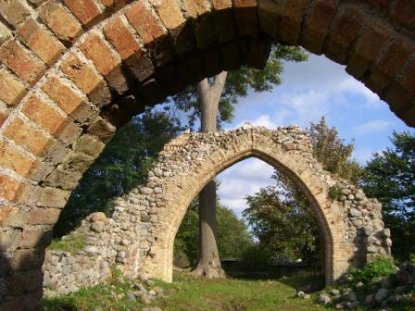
<box><xmin>0</xmin><ymin>0</ymin><xmax>412</xmax><ymax>308</ymax></box>
<box><xmin>96</xmin><ymin>126</ymin><xmax>389</xmax><ymax>288</ymax></box>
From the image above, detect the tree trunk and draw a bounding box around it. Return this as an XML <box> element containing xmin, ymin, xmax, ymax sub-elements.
<box><xmin>192</xmin><ymin>72</ymin><xmax>227</xmax><ymax>278</ymax></box>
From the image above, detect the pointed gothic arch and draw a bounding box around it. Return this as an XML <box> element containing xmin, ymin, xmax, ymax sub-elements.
<box><xmin>0</xmin><ymin>0</ymin><xmax>411</xmax><ymax>308</ymax></box>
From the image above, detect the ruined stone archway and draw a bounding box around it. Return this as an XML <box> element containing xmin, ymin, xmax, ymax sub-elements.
<box><xmin>42</xmin><ymin>126</ymin><xmax>391</xmax><ymax>296</ymax></box>
<box><xmin>0</xmin><ymin>0</ymin><xmax>412</xmax><ymax>308</ymax></box>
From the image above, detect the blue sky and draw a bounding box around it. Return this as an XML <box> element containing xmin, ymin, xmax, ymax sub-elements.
<box><xmin>217</xmin><ymin>54</ymin><xmax>413</xmax><ymax>218</ymax></box>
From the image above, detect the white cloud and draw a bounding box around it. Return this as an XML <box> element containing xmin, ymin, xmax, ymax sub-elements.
<box><xmin>234</xmin><ymin>114</ymin><xmax>279</xmax><ymax>129</ymax></box>
<box><xmin>217</xmin><ymin>159</ymin><xmax>274</xmax><ymax>218</ymax></box>
<box><xmin>354</xmin><ymin>120</ymin><xmax>391</xmax><ymax>135</ymax></box>
<box><xmin>336</xmin><ymin>78</ymin><xmax>380</xmax><ymax>105</ymax></box>
<box><xmin>279</xmin><ymin>90</ymin><xmax>329</xmax><ymax>126</ymax></box>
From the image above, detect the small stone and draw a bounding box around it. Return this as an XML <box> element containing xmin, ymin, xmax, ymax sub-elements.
<box><xmin>365</xmin><ymin>294</ymin><xmax>375</xmax><ymax>306</ymax></box>
<box><xmin>375</xmin><ymin>288</ymin><xmax>389</xmax><ymax>302</ymax></box>
<box><xmin>141</xmin><ymin>187</ymin><xmax>153</xmax><ymax>195</ymax></box>
<box><xmin>318</xmin><ymin>293</ymin><xmax>332</xmax><ymax>305</ymax></box>
<box><xmin>90</xmin><ymin>212</ymin><xmax>107</xmax><ymax>222</ymax></box>
<box><xmin>330</xmin><ymin>289</ymin><xmax>340</xmax><ymax>296</ymax></box>
<box><xmin>126</xmin><ymin>291</ymin><xmax>136</xmax><ymax>301</ymax></box>
<box><xmin>84</xmin><ymin>246</ymin><xmax>99</xmax><ymax>254</ymax></box>
<box><xmin>90</xmin><ymin>221</ymin><xmax>105</xmax><ymax>233</ymax></box>
<box><xmin>297</xmin><ymin>291</ymin><xmax>305</xmax><ymax>298</ymax></box>
<box><xmin>140</xmin><ymin>293</ymin><xmax>152</xmax><ymax>304</ymax></box>
<box><xmin>303</xmin><ymin>294</ymin><xmax>311</xmax><ymax>299</ymax></box>
<box><xmin>350</xmin><ymin>208</ymin><xmax>362</xmax><ymax>217</ymax></box>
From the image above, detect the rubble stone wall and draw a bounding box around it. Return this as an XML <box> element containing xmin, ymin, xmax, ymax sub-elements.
<box><xmin>43</xmin><ymin>125</ymin><xmax>391</xmax><ymax>296</ymax></box>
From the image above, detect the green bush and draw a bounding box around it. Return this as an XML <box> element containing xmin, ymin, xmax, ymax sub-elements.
<box><xmin>349</xmin><ymin>257</ymin><xmax>396</xmax><ymax>283</ymax></box>
<box><xmin>328</xmin><ymin>185</ymin><xmax>341</xmax><ymax>200</ymax></box>
<box><xmin>240</xmin><ymin>246</ymin><xmax>274</xmax><ymax>271</ymax></box>
<box><xmin>409</xmin><ymin>253</ymin><xmax>415</xmax><ymax>264</ymax></box>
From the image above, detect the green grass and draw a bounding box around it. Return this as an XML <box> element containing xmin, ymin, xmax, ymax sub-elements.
<box><xmin>48</xmin><ymin>233</ymin><xmax>85</xmax><ymax>253</ymax></box>
<box><xmin>43</xmin><ymin>270</ymin><xmax>328</xmax><ymax>311</ymax></box>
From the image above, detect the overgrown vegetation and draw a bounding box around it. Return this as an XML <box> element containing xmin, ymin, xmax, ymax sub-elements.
<box><xmin>48</xmin><ymin>233</ymin><xmax>85</xmax><ymax>253</ymax></box>
<box><xmin>43</xmin><ymin>270</ymin><xmax>327</xmax><ymax>311</ymax></box>
<box><xmin>348</xmin><ymin>257</ymin><xmax>396</xmax><ymax>284</ymax></box>
<box><xmin>359</xmin><ymin>131</ymin><xmax>415</xmax><ymax>262</ymax></box>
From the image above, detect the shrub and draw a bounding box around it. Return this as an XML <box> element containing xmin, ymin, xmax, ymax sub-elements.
<box><xmin>349</xmin><ymin>257</ymin><xmax>396</xmax><ymax>283</ymax></box>
<box><xmin>328</xmin><ymin>185</ymin><xmax>341</xmax><ymax>200</ymax></box>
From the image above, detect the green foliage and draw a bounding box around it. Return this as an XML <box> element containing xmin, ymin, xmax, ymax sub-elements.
<box><xmin>240</xmin><ymin>245</ymin><xmax>274</xmax><ymax>271</ymax></box>
<box><xmin>167</xmin><ymin>44</ymin><xmax>308</xmax><ymax>130</ymax></box>
<box><xmin>308</xmin><ymin>117</ymin><xmax>363</xmax><ymax>183</ymax></box>
<box><xmin>349</xmin><ymin>257</ymin><xmax>396</xmax><ymax>284</ymax></box>
<box><xmin>48</xmin><ymin>233</ymin><xmax>85</xmax><ymax>253</ymax></box>
<box><xmin>174</xmin><ymin>199</ymin><xmax>254</xmax><ymax>267</ymax></box>
<box><xmin>410</xmin><ymin>254</ymin><xmax>415</xmax><ymax>264</ymax></box>
<box><xmin>328</xmin><ymin>185</ymin><xmax>341</xmax><ymax>200</ymax></box>
<box><xmin>243</xmin><ymin>173</ymin><xmax>320</xmax><ymax>264</ymax></box>
<box><xmin>54</xmin><ymin>110</ymin><xmax>182</xmax><ymax>237</ymax></box>
<box><xmin>360</xmin><ymin>131</ymin><xmax>415</xmax><ymax>261</ymax></box>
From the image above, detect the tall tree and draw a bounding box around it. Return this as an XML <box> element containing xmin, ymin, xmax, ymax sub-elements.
<box><xmin>54</xmin><ymin>110</ymin><xmax>182</xmax><ymax>237</ymax></box>
<box><xmin>243</xmin><ymin>172</ymin><xmax>321</xmax><ymax>264</ymax></box>
<box><xmin>174</xmin><ymin>198</ymin><xmax>253</xmax><ymax>268</ymax></box>
<box><xmin>169</xmin><ymin>44</ymin><xmax>307</xmax><ymax>278</ymax></box>
<box><xmin>360</xmin><ymin>131</ymin><xmax>415</xmax><ymax>261</ymax></box>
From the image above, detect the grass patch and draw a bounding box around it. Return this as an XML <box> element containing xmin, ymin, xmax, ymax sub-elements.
<box><xmin>43</xmin><ymin>270</ymin><xmax>328</xmax><ymax>311</ymax></box>
<box><xmin>48</xmin><ymin>233</ymin><xmax>85</xmax><ymax>253</ymax></box>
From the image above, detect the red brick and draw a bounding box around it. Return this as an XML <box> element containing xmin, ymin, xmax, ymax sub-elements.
<box><xmin>3</xmin><ymin>117</ymin><xmax>51</xmax><ymax>156</ymax></box>
<box><xmin>378</xmin><ymin>36</ymin><xmax>414</xmax><ymax>77</ymax></box>
<box><xmin>104</xmin><ymin>17</ymin><xmax>140</xmax><ymax>59</ymax></box>
<box><xmin>22</xmin><ymin>96</ymin><xmax>67</xmax><ymax>135</ymax></box>
<box><xmin>126</xmin><ymin>51</ymin><xmax>155</xmax><ymax>82</ymax></box>
<box><xmin>0</xmin><ymin>141</ymin><xmax>36</xmax><ymax>177</ymax></box>
<box><xmin>383</xmin><ymin>82</ymin><xmax>412</xmax><ymax>115</ymax></box>
<box><xmin>279</xmin><ymin>0</ymin><xmax>310</xmax><ymax>45</ymax></box>
<box><xmin>126</xmin><ymin>2</ymin><xmax>165</xmax><ymax>45</ymax></box>
<box><xmin>150</xmin><ymin>0</ymin><xmax>186</xmax><ymax>31</ymax></box>
<box><xmin>258</xmin><ymin>0</ymin><xmax>284</xmax><ymax>38</ymax></box>
<box><xmin>325</xmin><ymin>6</ymin><xmax>366</xmax><ymax>64</ymax></box>
<box><xmin>41</xmin><ymin>75</ymin><xmax>85</xmax><ymax>115</ymax></box>
<box><xmin>302</xmin><ymin>0</ymin><xmax>339</xmax><ymax>54</ymax></box>
<box><xmin>105</xmin><ymin>66</ymin><xmax>128</xmax><ymax>94</ymax></box>
<box><xmin>40</xmin><ymin>1</ymin><xmax>82</xmax><ymax>43</ymax></box>
<box><xmin>233</xmin><ymin>0</ymin><xmax>258</xmax><ymax>37</ymax></box>
<box><xmin>80</xmin><ymin>34</ymin><xmax>120</xmax><ymax>76</ymax></box>
<box><xmin>60</xmin><ymin>53</ymin><xmax>104</xmax><ymax>95</ymax></box>
<box><xmin>390</xmin><ymin>0</ymin><xmax>415</xmax><ymax>28</ymax></box>
<box><xmin>0</xmin><ymin>175</ymin><xmax>24</xmax><ymax>201</ymax></box>
<box><xmin>183</xmin><ymin>0</ymin><xmax>211</xmax><ymax>18</ymax></box>
<box><xmin>400</xmin><ymin>60</ymin><xmax>415</xmax><ymax>96</ymax></box>
<box><xmin>17</xmin><ymin>18</ymin><xmax>65</xmax><ymax>65</ymax></box>
<box><xmin>0</xmin><ymin>0</ymin><xmax>31</xmax><ymax>28</ymax></box>
<box><xmin>346</xmin><ymin>18</ymin><xmax>392</xmax><ymax>78</ymax></box>
<box><xmin>64</xmin><ymin>0</ymin><xmax>102</xmax><ymax>25</ymax></box>
<box><xmin>212</xmin><ymin>0</ymin><xmax>232</xmax><ymax>10</ymax></box>
<box><xmin>100</xmin><ymin>0</ymin><xmax>126</xmax><ymax>10</ymax></box>
<box><xmin>363</xmin><ymin>69</ymin><xmax>390</xmax><ymax>94</ymax></box>
<box><xmin>0</xmin><ymin>108</ymin><xmax>9</xmax><ymax>128</ymax></box>
<box><xmin>365</xmin><ymin>0</ymin><xmax>390</xmax><ymax>10</ymax></box>
<box><xmin>26</xmin><ymin>208</ymin><xmax>61</xmax><ymax>225</ymax></box>
<box><xmin>0</xmin><ymin>40</ymin><xmax>45</xmax><ymax>84</ymax></box>
<box><xmin>0</xmin><ymin>69</ymin><xmax>26</xmax><ymax>106</ymax></box>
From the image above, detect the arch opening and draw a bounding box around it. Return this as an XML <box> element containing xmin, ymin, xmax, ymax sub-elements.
<box><xmin>0</xmin><ymin>0</ymin><xmax>409</xmax><ymax>307</ymax></box>
<box><xmin>172</xmin><ymin>155</ymin><xmax>329</xmax><ymax>281</ymax></box>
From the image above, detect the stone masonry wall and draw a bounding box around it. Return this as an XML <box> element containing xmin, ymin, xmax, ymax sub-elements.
<box><xmin>43</xmin><ymin>125</ymin><xmax>391</xmax><ymax>296</ymax></box>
